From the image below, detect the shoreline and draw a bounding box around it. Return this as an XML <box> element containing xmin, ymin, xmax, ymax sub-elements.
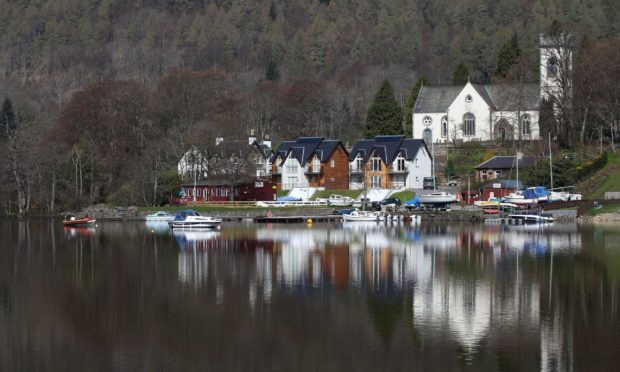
<box><xmin>13</xmin><ymin>205</ymin><xmax>616</xmax><ymax>224</ymax></box>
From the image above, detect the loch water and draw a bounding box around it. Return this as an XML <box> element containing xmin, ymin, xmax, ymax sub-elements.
<box><xmin>1</xmin><ymin>219</ymin><xmax>619</xmax><ymax>371</ymax></box>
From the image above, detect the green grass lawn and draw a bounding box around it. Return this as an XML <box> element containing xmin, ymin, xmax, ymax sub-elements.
<box><xmin>587</xmin><ymin>153</ymin><xmax>620</xmax><ymax>199</ymax></box>
<box><xmin>311</xmin><ymin>189</ymin><xmax>361</xmax><ymax>200</ymax></box>
<box><xmin>586</xmin><ymin>204</ymin><xmax>620</xmax><ymax>216</ymax></box>
<box><xmin>390</xmin><ymin>190</ymin><xmax>416</xmax><ymax>203</ymax></box>
<box><xmin>276</xmin><ymin>189</ymin><xmax>289</xmax><ymax>197</ymax></box>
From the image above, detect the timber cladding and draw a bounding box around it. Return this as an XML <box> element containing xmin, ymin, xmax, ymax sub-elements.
<box><xmin>321</xmin><ymin>146</ymin><xmax>350</xmax><ymax>189</ymax></box>
<box><xmin>364</xmin><ymin>158</ymin><xmax>390</xmax><ymax>188</ymax></box>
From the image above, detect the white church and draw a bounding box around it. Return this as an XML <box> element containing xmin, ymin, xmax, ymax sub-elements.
<box><xmin>413</xmin><ymin>35</ymin><xmax>569</xmax><ymax>143</ymax></box>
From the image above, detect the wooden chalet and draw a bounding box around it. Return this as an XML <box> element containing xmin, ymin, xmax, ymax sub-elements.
<box><xmin>270</xmin><ymin>137</ymin><xmax>349</xmax><ymax>190</ymax></box>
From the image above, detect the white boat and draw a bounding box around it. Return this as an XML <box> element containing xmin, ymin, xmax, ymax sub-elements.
<box><xmin>503</xmin><ymin>191</ymin><xmax>537</xmax><ymax>206</ymax></box>
<box><xmin>417</xmin><ymin>192</ymin><xmax>457</xmax><ymax>206</ymax></box>
<box><xmin>145</xmin><ymin>211</ymin><xmax>175</xmax><ymax>221</ymax></box>
<box><xmin>169</xmin><ymin>209</ymin><xmax>222</xmax><ymax>229</ymax></box>
<box><xmin>323</xmin><ymin>194</ymin><xmax>354</xmax><ymax>207</ymax></box>
<box><xmin>342</xmin><ymin>210</ymin><xmax>386</xmax><ymax>222</ymax></box>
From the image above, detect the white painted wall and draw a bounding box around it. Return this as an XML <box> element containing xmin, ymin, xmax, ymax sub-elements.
<box><xmin>280</xmin><ymin>157</ymin><xmax>308</xmax><ymax>190</ymax></box>
<box><xmin>413</xmin><ymin>112</ymin><xmax>447</xmax><ymax>143</ymax></box>
<box><xmin>491</xmin><ymin>110</ymin><xmax>540</xmax><ymax>140</ymax></box>
<box><xmin>447</xmin><ymin>82</ymin><xmax>493</xmax><ymax>141</ymax></box>
<box><xmin>407</xmin><ymin>146</ymin><xmax>432</xmax><ymax>188</ymax></box>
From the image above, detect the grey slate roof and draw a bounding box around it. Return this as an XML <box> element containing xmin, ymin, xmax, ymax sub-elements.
<box><xmin>413</xmin><ymin>86</ymin><xmax>462</xmax><ymax>113</ymax></box>
<box><xmin>348</xmin><ymin>139</ymin><xmax>375</xmax><ymax>161</ymax></box>
<box><xmin>348</xmin><ymin>136</ymin><xmax>430</xmax><ymax>165</ymax></box>
<box><xmin>414</xmin><ymin>83</ymin><xmax>540</xmax><ymax>113</ymax></box>
<box><xmin>484</xmin><ymin>84</ymin><xmax>540</xmax><ymax>111</ymax></box>
<box><xmin>272</xmin><ymin>137</ymin><xmax>346</xmax><ymax>166</ymax></box>
<box><xmin>475</xmin><ymin>156</ymin><xmax>537</xmax><ymax>170</ymax></box>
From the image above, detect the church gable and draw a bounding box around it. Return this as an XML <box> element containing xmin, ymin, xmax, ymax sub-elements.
<box><xmin>447</xmin><ymin>82</ymin><xmax>493</xmax><ymax>114</ymax></box>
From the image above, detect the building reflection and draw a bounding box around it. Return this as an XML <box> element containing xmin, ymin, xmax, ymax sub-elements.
<box><xmin>172</xmin><ymin>223</ymin><xmax>582</xmax><ymax>366</ymax></box>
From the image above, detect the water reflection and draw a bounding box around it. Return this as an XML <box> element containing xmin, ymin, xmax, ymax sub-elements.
<box><xmin>1</xmin><ymin>220</ymin><xmax>619</xmax><ymax>371</ymax></box>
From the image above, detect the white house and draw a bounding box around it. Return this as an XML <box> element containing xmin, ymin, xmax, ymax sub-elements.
<box><xmin>348</xmin><ymin>135</ymin><xmax>432</xmax><ymax>190</ymax></box>
<box><xmin>413</xmin><ymin>35</ymin><xmax>570</xmax><ymax>143</ymax></box>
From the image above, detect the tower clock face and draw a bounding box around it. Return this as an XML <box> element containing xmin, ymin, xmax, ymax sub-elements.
<box><xmin>547</xmin><ymin>56</ymin><xmax>558</xmax><ymax>76</ymax></box>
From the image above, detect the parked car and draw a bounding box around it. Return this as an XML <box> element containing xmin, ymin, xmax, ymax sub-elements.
<box><xmin>446</xmin><ymin>178</ymin><xmax>459</xmax><ymax>187</ymax></box>
<box><xmin>423</xmin><ymin>177</ymin><xmax>436</xmax><ymax>189</ymax></box>
<box><xmin>372</xmin><ymin>197</ymin><xmax>402</xmax><ymax>210</ymax></box>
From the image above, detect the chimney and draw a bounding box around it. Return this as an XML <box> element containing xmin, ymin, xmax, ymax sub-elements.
<box><xmin>262</xmin><ymin>133</ymin><xmax>272</xmax><ymax>149</ymax></box>
<box><xmin>248</xmin><ymin>129</ymin><xmax>257</xmax><ymax>145</ymax></box>
<box><xmin>216</xmin><ymin>137</ymin><xmax>224</xmax><ymax>145</ymax></box>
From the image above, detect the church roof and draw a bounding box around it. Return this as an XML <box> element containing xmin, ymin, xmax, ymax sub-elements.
<box><xmin>414</xmin><ymin>83</ymin><xmax>540</xmax><ymax>113</ymax></box>
<box><xmin>484</xmin><ymin>84</ymin><xmax>540</xmax><ymax>111</ymax></box>
<box><xmin>413</xmin><ymin>86</ymin><xmax>462</xmax><ymax>113</ymax></box>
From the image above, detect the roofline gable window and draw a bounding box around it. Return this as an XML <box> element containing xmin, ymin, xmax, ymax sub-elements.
<box><xmin>465</xmin><ymin>94</ymin><xmax>473</xmax><ymax>103</ymax></box>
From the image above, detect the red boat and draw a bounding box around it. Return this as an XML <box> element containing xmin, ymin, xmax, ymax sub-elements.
<box><xmin>63</xmin><ymin>216</ymin><xmax>96</xmax><ymax>227</ymax></box>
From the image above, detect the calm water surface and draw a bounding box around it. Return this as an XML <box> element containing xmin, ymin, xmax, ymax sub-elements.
<box><xmin>1</xmin><ymin>219</ymin><xmax>619</xmax><ymax>371</ymax></box>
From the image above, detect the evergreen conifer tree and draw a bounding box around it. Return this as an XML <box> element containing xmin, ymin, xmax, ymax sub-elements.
<box><xmin>364</xmin><ymin>80</ymin><xmax>403</xmax><ymax>138</ymax></box>
<box><xmin>265</xmin><ymin>59</ymin><xmax>280</xmax><ymax>81</ymax></box>
<box><xmin>452</xmin><ymin>63</ymin><xmax>469</xmax><ymax>85</ymax></box>
<box><xmin>496</xmin><ymin>35</ymin><xmax>521</xmax><ymax>78</ymax></box>
<box><xmin>539</xmin><ymin>98</ymin><xmax>556</xmax><ymax>138</ymax></box>
<box><xmin>403</xmin><ymin>75</ymin><xmax>428</xmax><ymax>137</ymax></box>
<box><xmin>0</xmin><ymin>97</ymin><xmax>16</xmax><ymax>135</ymax></box>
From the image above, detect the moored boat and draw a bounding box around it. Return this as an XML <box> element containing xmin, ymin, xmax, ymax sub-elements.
<box><xmin>327</xmin><ymin>194</ymin><xmax>354</xmax><ymax>207</ymax></box>
<box><xmin>145</xmin><ymin>211</ymin><xmax>175</xmax><ymax>222</ymax></box>
<box><xmin>169</xmin><ymin>209</ymin><xmax>222</xmax><ymax>229</ymax></box>
<box><xmin>63</xmin><ymin>216</ymin><xmax>96</xmax><ymax>227</ymax></box>
<box><xmin>417</xmin><ymin>192</ymin><xmax>457</xmax><ymax>206</ymax></box>
<box><xmin>342</xmin><ymin>210</ymin><xmax>386</xmax><ymax>222</ymax></box>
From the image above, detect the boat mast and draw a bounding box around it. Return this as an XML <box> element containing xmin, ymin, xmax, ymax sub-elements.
<box><xmin>549</xmin><ymin>132</ymin><xmax>554</xmax><ymax>190</ymax></box>
<box><xmin>431</xmin><ymin>130</ymin><xmax>436</xmax><ymax>191</ymax></box>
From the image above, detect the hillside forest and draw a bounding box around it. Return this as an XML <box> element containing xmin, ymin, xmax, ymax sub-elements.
<box><xmin>1</xmin><ymin>0</ymin><xmax>620</xmax><ymax>215</ymax></box>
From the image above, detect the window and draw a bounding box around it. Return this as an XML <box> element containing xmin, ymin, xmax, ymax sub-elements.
<box><xmin>287</xmin><ymin>177</ymin><xmax>298</xmax><ymax>189</ymax></box>
<box><xmin>370</xmin><ymin>157</ymin><xmax>382</xmax><ymax>172</ymax></box>
<box><xmin>496</xmin><ymin>170</ymin><xmax>502</xmax><ymax>176</ymax></box>
<box><xmin>395</xmin><ymin>157</ymin><xmax>405</xmax><ymax>171</ymax></box>
<box><xmin>330</xmin><ymin>159</ymin><xmax>335</xmax><ymax>168</ymax></box>
<box><xmin>463</xmin><ymin>113</ymin><xmax>476</xmax><ymax>136</ymax></box>
<box><xmin>441</xmin><ymin>115</ymin><xmax>448</xmax><ymax>137</ymax></box>
<box><xmin>415</xmin><ymin>158</ymin><xmax>419</xmax><ymax>167</ymax></box>
<box><xmin>547</xmin><ymin>56</ymin><xmax>558</xmax><ymax>77</ymax></box>
<box><xmin>371</xmin><ymin>176</ymin><xmax>382</xmax><ymax>188</ymax></box>
<box><xmin>465</xmin><ymin>94</ymin><xmax>473</xmax><ymax>103</ymax></box>
<box><xmin>423</xmin><ymin>116</ymin><xmax>433</xmax><ymax>126</ymax></box>
<box><xmin>312</xmin><ymin>157</ymin><xmax>320</xmax><ymax>173</ymax></box>
<box><xmin>355</xmin><ymin>158</ymin><xmax>363</xmax><ymax>172</ymax></box>
<box><xmin>521</xmin><ymin>114</ymin><xmax>531</xmax><ymax>136</ymax></box>
<box><xmin>415</xmin><ymin>176</ymin><xmax>419</xmax><ymax>181</ymax></box>
<box><xmin>285</xmin><ymin>158</ymin><xmax>298</xmax><ymax>173</ymax></box>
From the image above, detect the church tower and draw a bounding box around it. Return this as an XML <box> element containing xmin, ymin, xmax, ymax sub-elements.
<box><xmin>539</xmin><ymin>34</ymin><xmax>572</xmax><ymax>102</ymax></box>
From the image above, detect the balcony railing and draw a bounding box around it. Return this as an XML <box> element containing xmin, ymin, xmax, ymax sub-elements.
<box><xmin>305</xmin><ymin>167</ymin><xmax>323</xmax><ymax>174</ymax></box>
<box><xmin>349</xmin><ymin>167</ymin><xmax>364</xmax><ymax>174</ymax></box>
<box><xmin>389</xmin><ymin>168</ymin><xmax>408</xmax><ymax>174</ymax></box>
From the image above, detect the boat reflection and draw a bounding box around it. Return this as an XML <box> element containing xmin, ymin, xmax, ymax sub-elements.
<box><xmin>145</xmin><ymin>221</ymin><xmax>171</xmax><ymax>235</ymax></box>
<box><xmin>63</xmin><ymin>226</ymin><xmax>96</xmax><ymax>238</ymax></box>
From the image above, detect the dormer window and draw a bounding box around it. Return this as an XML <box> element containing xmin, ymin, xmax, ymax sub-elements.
<box><xmin>465</xmin><ymin>94</ymin><xmax>473</xmax><ymax>103</ymax></box>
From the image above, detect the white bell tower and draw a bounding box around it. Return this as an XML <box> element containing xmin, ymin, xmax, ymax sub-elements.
<box><xmin>539</xmin><ymin>34</ymin><xmax>572</xmax><ymax>102</ymax></box>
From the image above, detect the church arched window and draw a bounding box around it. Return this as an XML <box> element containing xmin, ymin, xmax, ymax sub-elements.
<box><xmin>441</xmin><ymin>115</ymin><xmax>448</xmax><ymax>137</ymax></box>
<box><xmin>463</xmin><ymin>113</ymin><xmax>475</xmax><ymax>136</ymax></box>
<box><xmin>521</xmin><ymin>114</ymin><xmax>531</xmax><ymax>136</ymax></box>
<box><xmin>547</xmin><ymin>56</ymin><xmax>558</xmax><ymax>77</ymax></box>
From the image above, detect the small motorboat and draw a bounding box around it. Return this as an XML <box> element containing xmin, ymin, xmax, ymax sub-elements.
<box><xmin>417</xmin><ymin>192</ymin><xmax>457</xmax><ymax>208</ymax></box>
<box><xmin>508</xmin><ymin>213</ymin><xmax>554</xmax><ymax>224</ymax></box>
<box><xmin>145</xmin><ymin>211</ymin><xmax>175</xmax><ymax>222</ymax></box>
<box><xmin>342</xmin><ymin>210</ymin><xmax>386</xmax><ymax>222</ymax></box>
<box><xmin>326</xmin><ymin>194</ymin><xmax>354</xmax><ymax>207</ymax></box>
<box><xmin>169</xmin><ymin>209</ymin><xmax>222</xmax><ymax>229</ymax></box>
<box><xmin>63</xmin><ymin>216</ymin><xmax>96</xmax><ymax>227</ymax></box>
